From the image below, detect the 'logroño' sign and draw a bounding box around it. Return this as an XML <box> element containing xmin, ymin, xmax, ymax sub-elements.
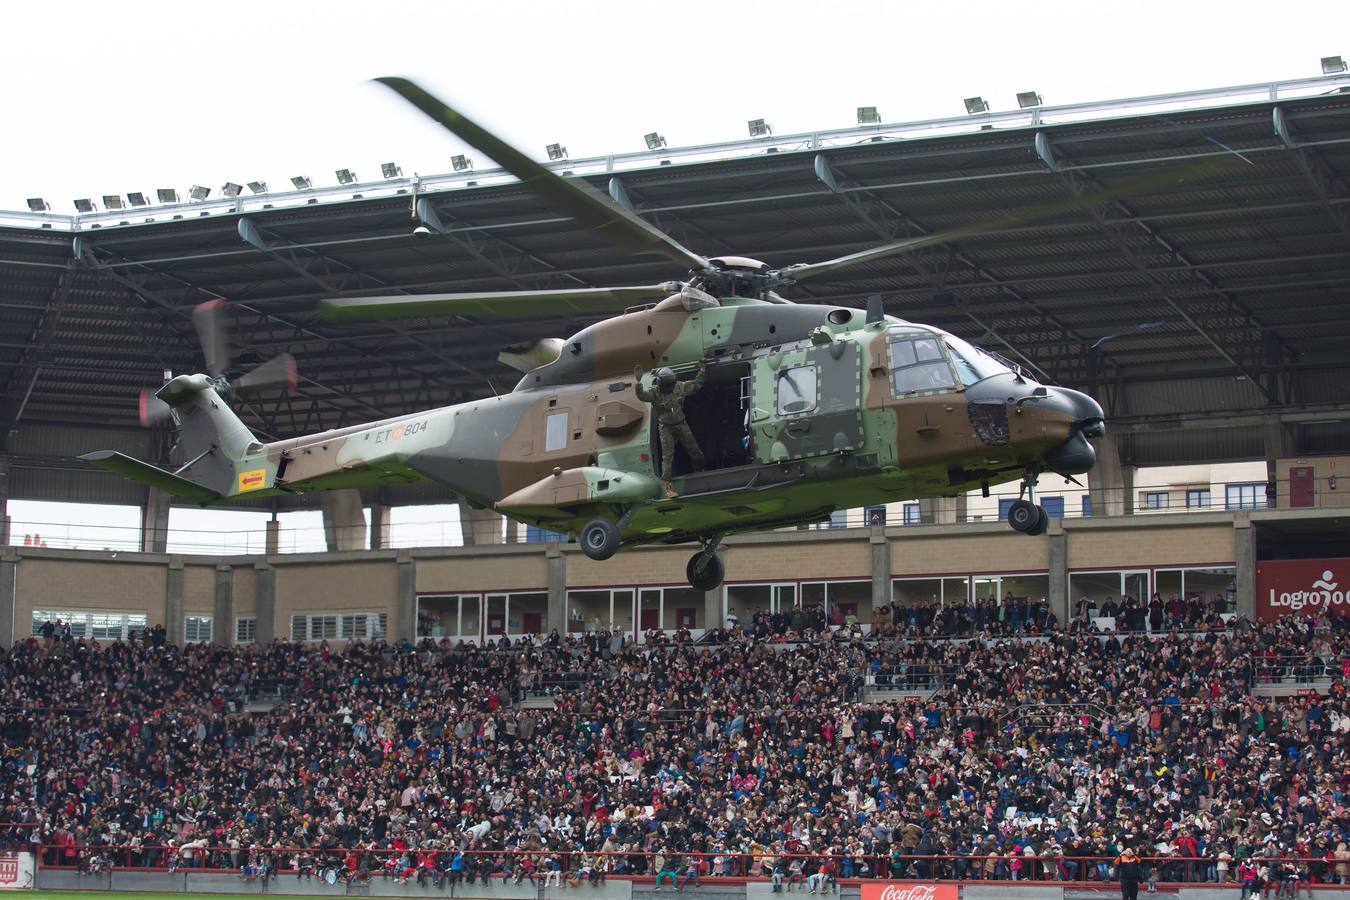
<box><xmin>1256</xmin><ymin>558</ymin><xmax>1350</xmax><ymax>621</ymax></box>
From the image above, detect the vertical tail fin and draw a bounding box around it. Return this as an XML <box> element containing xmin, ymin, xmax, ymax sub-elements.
<box><xmin>84</xmin><ymin>374</ymin><xmax>275</xmax><ymax>503</ymax></box>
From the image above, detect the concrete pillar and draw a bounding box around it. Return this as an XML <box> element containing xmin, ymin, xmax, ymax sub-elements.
<box><xmin>397</xmin><ymin>550</ymin><xmax>416</xmax><ymax>643</ymax></box>
<box><xmin>1047</xmin><ymin>525</ymin><xmax>1068</xmax><ymax>626</ymax></box>
<box><xmin>871</xmin><ymin>527</ymin><xmax>891</xmax><ymax>613</ymax></box>
<box><xmin>0</xmin><ymin>550</ymin><xmax>16</xmax><ymax>648</ymax></box>
<box><xmin>141</xmin><ymin>488</ymin><xmax>171</xmax><ymax>553</ymax></box>
<box><xmin>546</xmin><ymin>544</ymin><xmax>566</xmax><ymax>634</ymax></box>
<box><xmin>704</xmin><ymin>586</ymin><xmax>722</xmax><ymax>631</ymax></box>
<box><xmin>1087</xmin><ymin>433</ymin><xmax>1130</xmax><ymax>518</ymax></box>
<box><xmin>265</xmin><ymin>518</ymin><xmax>280</xmax><ymax>555</ymax></box>
<box><xmin>255</xmin><ymin>563</ymin><xmax>276</xmax><ymax>644</ymax></box>
<box><xmin>460</xmin><ymin>505</ymin><xmax>503</xmax><ymax>546</ymax></box>
<box><xmin>0</xmin><ymin>457</ymin><xmax>10</xmax><ymax>547</ymax></box>
<box><xmin>1263</xmin><ymin>415</ymin><xmax>1293</xmax><ymax>509</ymax></box>
<box><xmin>1234</xmin><ymin>513</ymin><xmax>1256</xmax><ymax>620</ymax></box>
<box><xmin>370</xmin><ymin>504</ymin><xmax>392</xmax><ymax>551</ymax></box>
<box><xmin>321</xmin><ymin>490</ymin><xmax>366</xmax><ymax>551</ymax></box>
<box><xmin>214</xmin><ymin>565</ymin><xmax>233</xmax><ymax>646</ymax></box>
<box><xmin>165</xmin><ymin>557</ymin><xmax>184</xmax><ymax>645</ymax></box>
<box><xmin>923</xmin><ymin>495</ymin><xmax>967</xmax><ymax>525</ymax></box>
<box><xmin>503</xmin><ymin>517</ymin><xmax>522</xmax><ymax>544</ymax></box>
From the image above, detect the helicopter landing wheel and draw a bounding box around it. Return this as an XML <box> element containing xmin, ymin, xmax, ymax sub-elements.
<box><xmin>579</xmin><ymin>518</ymin><xmax>621</xmax><ymax>560</ymax></box>
<box><xmin>686</xmin><ymin>549</ymin><xmax>725</xmax><ymax>592</ymax></box>
<box><xmin>1007</xmin><ymin>499</ymin><xmax>1046</xmax><ymax>535</ymax></box>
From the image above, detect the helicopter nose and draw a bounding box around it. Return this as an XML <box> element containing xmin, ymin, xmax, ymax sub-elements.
<box><xmin>1056</xmin><ymin>386</ymin><xmax>1106</xmax><ymax>437</ymax></box>
<box><xmin>1038</xmin><ymin>386</ymin><xmax>1106</xmax><ymax>474</ymax></box>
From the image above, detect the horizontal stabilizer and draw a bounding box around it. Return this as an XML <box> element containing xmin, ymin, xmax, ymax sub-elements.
<box><xmin>80</xmin><ymin>451</ymin><xmax>221</xmax><ymax>505</ymax></box>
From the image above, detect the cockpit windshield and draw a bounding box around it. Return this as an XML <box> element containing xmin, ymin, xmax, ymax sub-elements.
<box><xmin>942</xmin><ymin>333</ymin><xmax>1010</xmax><ymax>386</ymax></box>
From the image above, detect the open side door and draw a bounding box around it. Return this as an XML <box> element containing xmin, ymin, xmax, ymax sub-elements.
<box><xmin>750</xmin><ymin>339</ymin><xmax>863</xmax><ymax>463</ymax></box>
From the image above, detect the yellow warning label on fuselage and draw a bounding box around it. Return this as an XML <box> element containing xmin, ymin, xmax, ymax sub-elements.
<box><xmin>237</xmin><ymin>469</ymin><xmax>267</xmax><ymax>492</ymax></box>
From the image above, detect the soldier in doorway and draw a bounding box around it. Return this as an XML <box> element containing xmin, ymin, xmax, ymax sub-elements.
<box><xmin>634</xmin><ymin>361</ymin><xmax>706</xmax><ymax>497</ymax></box>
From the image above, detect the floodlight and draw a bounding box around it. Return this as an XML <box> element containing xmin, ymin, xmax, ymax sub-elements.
<box><xmin>102</xmin><ymin>195</ymin><xmax>125</xmax><ymax>210</ymax></box>
<box><xmin>451</xmin><ymin>154</ymin><xmax>473</xmax><ymax>172</ymax></box>
<box><xmin>221</xmin><ymin>182</ymin><xmax>243</xmax><ymax>198</ymax></box>
<box><xmin>189</xmin><ymin>185</ymin><xmax>210</xmax><ymax>201</ymax></box>
<box><xmin>290</xmin><ymin>175</ymin><xmax>312</xmax><ymax>190</ymax></box>
<box><xmin>748</xmin><ymin>118</ymin><xmax>771</xmax><ymax>137</ymax></box>
<box><xmin>26</xmin><ymin>198</ymin><xmax>50</xmax><ymax>212</ymax></box>
<box><xmin>857</xmin><ymin>106</ymin><xmax>880</xmax><ymax>124</ymax></box>
<box><xmin>246</xmin><ymin>181</ymin><xmax>268</xmax><ymax>194</ymax></box>
<box><xmin>1017</xmin><ymin>91</ymin><xmax>1042</xmax><ymax>109</ymax></box>
<box><xmin>73</xmin><ymin>198</ymin><xmax>95</xmax><ymax>213</ymax></box>
<box><xmin>157</xmin><ymin>188</ymin><xmax>179</xmax><ymax>203</ymax></box>
<box><xmin>335</xmin><ymin>169</ymin><xmax>356</xmax><ymax>184</ymax></box>
<box><xmin>1323</xmin><ymin>56</ymin><xmax>1348</xmax><ymax>74</ymax></box>
<box><xmin>644</xmin><ymin>132</ymin><xmax>667</xmax><ymax>150</ymax></box>
<box><xmin>127</xmin><ymin>192</ymin><xmax>148</xmax><ymax>207</ymax></box>
<box><xmin>380</xmin><ymin>162</ymin><xmax>402</xmax><ymax>179</ymax></box>
<box><xmin>545</xmin><ymin>143</ymin><xmax>567</xmax><ymax>161</ymax></box>
<box><xmin>964</xmin><ymin>96</ymin><xmax>990</xmax><ymax>114</ymax></box>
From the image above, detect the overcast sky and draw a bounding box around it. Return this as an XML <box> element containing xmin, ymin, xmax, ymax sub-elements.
<box><xmin>2</xmin><ymin>0</ymin><xmax>1346</xmax><ymax>211</ymax></box>
<box><xmin>2</xmin><ymin>0</ymin><xmax>1340</xmax><ymax>542</ymax></box>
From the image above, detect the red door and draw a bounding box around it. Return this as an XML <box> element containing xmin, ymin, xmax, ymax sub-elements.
<box><xmin>640</xmin><ymin>608</ymin><xmax>660</xmax><ymax>630</ymax></box>
<box><xmin>522</xmin><ymin>612</ymin><xmax>542</xmax><ymax>635</ymax></box>
<box><xmin>487</xmin><ymin>612</ymin><xmax>505</xmax><ymax>635</ymax></box>
<box><xmin>676</xmin><ymin>608</ymin><xmax>696</xmax><ymax>628</ymax></box>
<box><xmin>1290</xmin><ymin>466</ymin><xmax>1315</xmax><ymax>508</ymax></box>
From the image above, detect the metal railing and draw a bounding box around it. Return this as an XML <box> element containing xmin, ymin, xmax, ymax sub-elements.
<box><xmin>35</xmin><ymin>845</ymin><xmax>1346</xmax><ymax>886</ymax></box>
<box><xmin>1252</xmin><ymin>655</ymin><xmax>1341</xmax><ymax>685</ymax></box>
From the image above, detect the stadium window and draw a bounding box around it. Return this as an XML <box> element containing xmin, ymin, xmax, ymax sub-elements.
<box><xmin>235</xmin><ymin>616</ymin><xmax>257</xmax><ymax>644</ymax></box>
<box><xmin>998</xmin><ymin>498</ymin><xmax>1015</xmax><ymax>521</ymax></box>
<box><xmin>827</xmin><ymin>509</ymin><xmax>848</xmax><ymax>528</ymax></box>
<box><xmin>864</xmin><ymin>505</ymin><xmax>887</xmax><ymax>526</ymax></box>
<box><xmin>1144</xmin><ymin>492</ymin><xmax>1170</xmax><ymax>510</ymax></box>
<box><xmin>1041</xmin><ymin>496</ymin><xmax>1064</xmax><ymax>518</ymax></box>
<box><xmin>31</xmin><ymin>609</ymin><xmax>146</xmax><ymax>641</ymax></box>
<box><xmin>903</xmin><ymin>503</ymin><xmax>921</xmax><ymax>525</ymax></box>
<box><xmin>1225</xmin><ymin>482</ymin><xmax>1267</xmax><ymax>510</ymax></box>
<box><xmin>1186</xmin><ymin>488</ymin><xmax>1211</xmax><ymax>509</ymax></box>
<box><xmin>184</xmin><ymin>615</ymin><xmax>213</xmax><ymax>643</ymax></box>
<box><xmin>1081</xmin><ymin>495</ymin><xmax>1092</xmax><ymax>518</ymax></box>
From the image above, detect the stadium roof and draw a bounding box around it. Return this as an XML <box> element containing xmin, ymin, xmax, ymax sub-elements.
<box><xmin>3</xmin><ymin>74</ymin><xmax>1350</xmax><ymax>505</ymax></box>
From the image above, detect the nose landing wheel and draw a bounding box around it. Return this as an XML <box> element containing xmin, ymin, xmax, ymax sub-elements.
<box><xmin>1006</xmin><ymin>498</ymin><xmax>1049</xmax><ymax>536</ymax></box>
<box><xmin>1007</xmin><ymin>469</ymin><xmax>1050</xmax><ymax>536</ymax></box>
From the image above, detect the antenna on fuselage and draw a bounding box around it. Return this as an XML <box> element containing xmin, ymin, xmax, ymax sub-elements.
<box><xmin>865</xmin><ymin>295</ymin><xmax>885</xmax><ymax>325</ymax></box>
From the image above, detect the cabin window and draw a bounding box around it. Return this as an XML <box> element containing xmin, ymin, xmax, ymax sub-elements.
<box><xmin>776</xmin><ymin>364</ymin><xmax>817</xmax><ymax>415</ymax></box>
<box><xmin>889</xmin><ymin>336</ymin><xmax>956</xmax><ymax>395</ymax></box>
<box><xmin>545</xmin><ymin>411</ymin><xmax>568</xmax><ymax>452</ymax></box>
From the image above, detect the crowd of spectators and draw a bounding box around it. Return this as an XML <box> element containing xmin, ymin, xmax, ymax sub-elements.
<box><xmin>2</xmin><ymin>602</ymin><xmax>1349</xmax><ymax>888</ymax></box>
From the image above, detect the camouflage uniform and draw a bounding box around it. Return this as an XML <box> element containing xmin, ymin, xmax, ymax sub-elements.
<box><xmin>635</xmin><ymin>362</ymin><xmax>706</xmax><ymax>483</ymax></box>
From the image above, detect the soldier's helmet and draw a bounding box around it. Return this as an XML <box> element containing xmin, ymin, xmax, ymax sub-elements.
<box><xmin>655</xmin><ymin>367</ymin><xmax>677</xmax><ymax>390</ymax></box>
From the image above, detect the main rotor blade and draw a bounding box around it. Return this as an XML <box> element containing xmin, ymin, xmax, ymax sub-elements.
<box><xmin>376</xmin><ymin>77</ymin><xmax>710</xmax><ymax>272</ymax></box>
<box><xmin>320</xmin><ymin>285</ymin><xmax>679</xmax><ymax>322</ymax></box>
<box><xmin>192</xmin><ymin>299</ymin><xmax>231</xmax><ymax>378</ymax></box>
<box><xmin>782</xmin><ymin>155</ymin><xmax>1240</xmax><ymax>283</ymax></box>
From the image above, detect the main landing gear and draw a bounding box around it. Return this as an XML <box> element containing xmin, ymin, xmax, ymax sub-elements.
<box><xmin>1007</xmin><ymin>469</ymin><xmax>1050</xmax><ymax>536</ymax></box>
<box><xmin>686</xmin><ymin>534</ymin><xmax>725</xmax><ymax>592</ymax></box>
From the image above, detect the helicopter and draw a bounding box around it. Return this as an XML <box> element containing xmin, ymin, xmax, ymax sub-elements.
<box><xmin>84</xmin><ymin>77</ymin><xmax>1142</xmax><ymax>591</ymax></box>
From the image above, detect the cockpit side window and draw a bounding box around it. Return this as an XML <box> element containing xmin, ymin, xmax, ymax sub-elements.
<box><xmin>888</xmin><ymin>336</ymin><xmax>956</xmax><ymax>395</ymax></box>
<box><xmin>943</xmin><ymin>334</ymin><xmax>1008</xmax><ymax>386</ymax></box>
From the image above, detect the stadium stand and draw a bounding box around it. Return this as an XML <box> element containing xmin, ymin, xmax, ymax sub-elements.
<box><xmin>3</xmin><ymin>605</ymin><xmax>1348</xmax><ymax>889</ymax></box>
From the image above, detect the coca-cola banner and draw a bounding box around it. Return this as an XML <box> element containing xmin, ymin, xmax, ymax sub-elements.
<box><xmin>860</xmin><ymin>883</ymin><xmax>959</xmax><ymax>900</ymax></box>
<box><xmin>1256</xmin><ymin>558</ymin><xmax>1350</xmax><ymax>622</ymax></box>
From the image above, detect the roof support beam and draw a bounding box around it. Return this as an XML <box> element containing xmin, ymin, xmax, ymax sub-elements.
<box><xmin>1032</xmin><ymin>131</ymin><xmax>1276</xmax><ymax>403</ymax></box>
<box><xmin>0</xmin><ymin>264</ymin><xmax>77</xmax><ymax>435</ymax></box>
<box><xmin>1273</xmin><ymin>105</ymin><xmax>1350</xmax><ymax>251</ymax></box>
<box><xmin>811</xmin><ymin>152</ymin><xmax>1116</xmax><ymax>385</ymax></box>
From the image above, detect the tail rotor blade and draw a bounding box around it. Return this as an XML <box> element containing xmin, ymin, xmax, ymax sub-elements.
<box><xmin>138</xmin><ymin>389</ymin><xmax>173</xmax><ymax>426</ymax></box>
<box><xmin>232</xmin><ymin>353</ymin><xmax>297</xmax><ymax>394</ymax></box>
<box><xmin>193</xmin><ymin>299</ymin><xmax>231</xmax><ymax>378</ymax></box>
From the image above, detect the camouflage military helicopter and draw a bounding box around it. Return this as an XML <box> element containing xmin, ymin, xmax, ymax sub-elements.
<box><xmin>86</xmin><ymin>77</ymin><xmax>1126</xmax><ymax>591</ymax></box>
